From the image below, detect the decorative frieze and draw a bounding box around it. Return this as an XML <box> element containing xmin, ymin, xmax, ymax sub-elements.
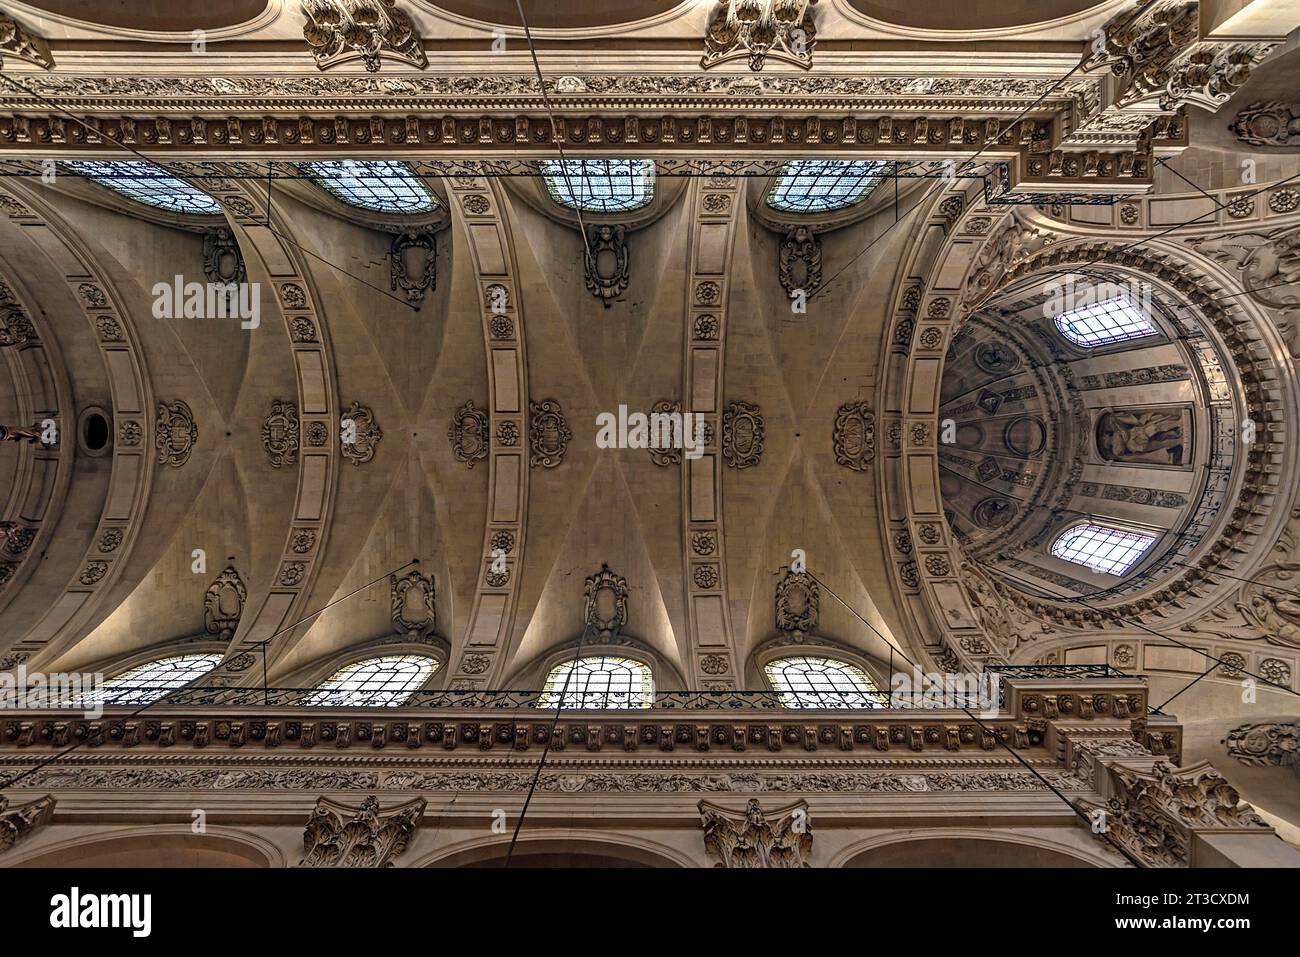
<box><xmin>300</xmin><ymin>795</ymin><xmax>425</xmax><ymax>867</ymax></box>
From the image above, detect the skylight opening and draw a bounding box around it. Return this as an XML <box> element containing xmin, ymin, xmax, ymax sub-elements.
<box><xmin>61</xmin><ymin>160</ymin><xmax>222</xmax><ymax>215</ymax></box>
<box><xmin>766</xmin><ymin>159</ymin><xmax>886</xmax><ymax>213</ymax></box>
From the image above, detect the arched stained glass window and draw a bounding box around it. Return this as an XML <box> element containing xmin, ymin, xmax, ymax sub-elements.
<box><xmin>297</xmin><ymin>160</ymin><xmax>439</xmax><ymax>213</ymax></box>
<box><xmin>1050</xmin><ymin>523</ymin><xmax>1156</xmax><ymax>576</ymax></box>
<box><xmin>85</xmin><ymin>653</ymin><xmax>223</xmax><ymax>707</ymax></box>
<box><xmin>301</xmin><ymin>655</ymin><xmax>439</xmax><ymax>707</ymax></box>
<box><xmin>61</xmin><ymin>160</ymin><xmax>222</xmax><ymax>214</ymax></box>
<box><xmin>1054</xmin><ymin>295</ymin><xmax>1158</xmax><ymax>348</ymax></box>
<box><xmin>538</xmin><ymin>655</ymin><xmax>653</xmax><ymax>709</ymax></box>
<box><xmin>765</xmin><ymin>656</ymin><xmax>883</xmax><ymax>709</ymax></box>
<box><xmin>766</xmin><ymin>160</ymin><xmax>885</xmax><ymax>213</ymax></box>
<box><xmin>540</xmin><ymin>159</ymin><xmax>654</xmax><ymax>213</ymax></box>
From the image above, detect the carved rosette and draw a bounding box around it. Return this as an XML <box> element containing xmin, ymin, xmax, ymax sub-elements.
<box><xmin>832</xmin><ymin>401</ymin><xmax>875</xmax><ymax>471</ymax></box>
<box><xmin>300</xmin><ymin>794</ymin><xmax>426</xmax><ymax>867</ymax></box>
<box><xmin>301</xmin><ymin>0</ymin><xmax>427</xmax><ymax>73</ymax></box>
<box><xmin>0</xmin><ymin>794</ymin><xmax>56</xmax><ymax>855</ymax></box>
<box><xmin>390</xmin><ymin>568</ymin><xmax>435</xmax><ymax>637</ymax></box>
<box><xmin>155</xmin><ymin>399</ymin><xmax>197</xmax><ymax>468</ymax></box>
<box><xmin>390</xmin><ymin>228</ymin><xmax>436</xmax><ymax>302</ymax></box>
<box><xmin>699</xmin><ymin>798</ymin><xmax>811</xmax><ymax>868</ymax></box>
<box><xmin>584</xmin><ymin>564</ymin><xmax>629</xmax><ymax>639</ymax></box>
<box><xmin>261</xmin><ymin>400</ymin><xmax>300</xmax><ymax>468</ymax></box>
<box><xmin>722</xmin><ymin>400</ymin><xmax>763</xmax><ymax>469</ymax></box>
<box><xmin>204</xmin><ymin>565</ymin><xmax>246</xmax><ymax>639</ymax></box>
<box><xmin>528</xmin><ymin>399</ymin><xmax>571</xmax><ymax>469</ymax></box>
<box><xmin>584</xmin><ymin>224</ymin><xmax>629</xmax><ymax>307</ymax></box>
<box><xmin>340</xmin><ymin>401</ymin><xmax>382</xmax><ymax>465</ymax></box>
<box><xmin>775</xmin><ymin>567</ymin><xmax>818</xmax><ymax>637</ymax></box>
<box><xmin>448</xmin><ymin>400</ymin><xmax>489</xmax><ymax>468</ymax></box>
<box><xmin>779</xmin><ymin>226</ymin><xmax>821</xmax><ymax>297</ymax></box>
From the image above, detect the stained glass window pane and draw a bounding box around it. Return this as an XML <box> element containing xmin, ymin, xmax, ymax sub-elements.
<box><xmin>301</xmin><ymin>655</ymin><xmax>438</xmax><ymax>707</ymax></box>
<box><xmin>1051</xmin><ymin>523</ymin><xmax>1156</xmax><ymax>576</ymax></box>
<box><xmin>764</xmin><ymin>656</ymin><xmax>883</xmax><ymax>709</ymax></box>
<box><xmin>61</xmin><ymin>160</ymin><xmax>222</xmax><ymax>214</ymax></box>
<box><xmin>540</xmin><ymin>159</ymin><xmax>654</xmax><ymax>213</ymax></box>
<box><xmin>297</xmin><ymin>160</ymin><xmax>439</xmax><ymax>213</ymax></box>
<box><xmin>766</xmin><ymin>160</ymin><xmax>886</xmax><ymax>213</ymax></box>
<box><xmin>80</xmin><ymin>653</ymin><xmax>223</xmax><ymax>707</ymax></box>
<box><xmin>1054</xmin><ymin>295</ymin><xmax>1158</xmax><ymax>348</ymax></box>
<box><xmin>538</xmin><ymin>655</ymin><xmax>653</xmax><ymax>709</ymax></box>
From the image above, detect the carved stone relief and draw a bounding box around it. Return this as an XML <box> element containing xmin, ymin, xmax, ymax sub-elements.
<box><xmin>1224</xmin><ymin>722</ymin><xmax>1298</xmax><ymax>767</ymax></box>
<box><xmin>647</xmin><ymin>399</ymin><xmax>683</xmax><ymax>467</ymax></box>
<box><xmin>0</xmin><ymin>793</ymin><xmax>55</xmax><ymax>855</ymax></box>
<box><xmin>0</xmin><ymin>12</ymin><xmax>54</xmax><ymax>70</ymax></box>
<box><xmin>528</xmin><ymin>399</ymin><xmax>571</xmax><ymax>469</ymax></box>
<box><xmin>584</xmin><ymin>224</ymin><xmax>629</xmax><ymax>307</ymax></box>
<box><xmin>584</xmin><ymin>564</ymin><xmax>629</xmax><ymax>639</ymax></box>
<box><xmin>155</xmin><ymin>399</ymin><xmax>197</xmax><ymax>468</ymax></box>
<box><xmin>340</xmin><ymin>401</ymin><xmax>382</xmax><ymax>465</ymax></box>
<box><xmin>1231</xmin><ymin>101</ymin><xmax>1300</xmax><ymax>147</ymax></box>
<box><xmin>390</xmin><ymin>568</ymin><xmax>435</xmax><ymax>637</ymax></box>
<box><xmin>832</xmin><ymin>401</ymin><xmax>874</xmax><ymax>471</ymax></box>
<box><xmin>1095</xmin><ymin>407</ymin><xmax>1189</xmax><ymax>466</ymax></box>
<box><xmin>775</xmin><ymin>567</ymin><xmax>818</xmax><ymax>638</ymax></box>
<box><xmin>300</xmin><ymin>795</ymin><xmax>426</xmax><ymax>867</ymax></box>
<box><xmin>448</xmin><ymin>400</ymin><xmax>488</xmax><ymax>468</ymax></box>
<box><xmin>204</xmin><ymin>566</ymin><xmax>246</xmax><ymax>639</ymax></box>
<box><xmin>1077</xmin><ymin>761</ymin><xmax>1269</xmax><ymax>868</ymax></box>
<box><xmin>778</xmin><ymin>226</ymin><xmax>821</xmax><ymax>297</ymax></box>
<box><xmin>699</xmin><ymin>798</ymin><xmax>811</xmax><ymax>868</ymax></box>
<box><xmin>722</xmin><ymin>400</ymin><xmax>763</xmax><ymax>469</ymax></box>
<box><xmin>701</xmin><ymin>0</ymin><xmax>816</xmax><ymax>72</ymax></box>
<box><xmin>390</xmin><ymin>229</ymin><xmax>435</xmax><ymax>302</ymax></box>
<box><xmin>301</xmin><ymin>1</ymin><xmax>426</xmax><ymax>73</ymax></box>
<box><xmin>261</xmin><ymin>400</ymin><xmax>299</xmax><ymax>468</ymax></box>
<box><xmin>202</xmin><ymin>226</ymin><xmax>246</xmax><ymax>286</ymax></box>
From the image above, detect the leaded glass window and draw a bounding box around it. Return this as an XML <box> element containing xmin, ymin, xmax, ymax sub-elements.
<box><xmin>540</xmin><ymin>159</ymin><xmax>654</xmax><ymax>213</ymax></box>
<box><xmin>766</xmin><ymin>160</ymin><xmax>885</xmax><ymax>213</ymax></box>
<box><xmin>301</xmin><ymin>655</ymin><xmax>439</xmax><ymax>707</ymax></box>
<box><xmin>61</xmin><ymin>160</ymin><xmax>222</xmax><ymax>214</ymax></box>
<box><xmin>84</xmin><ymin>653</ymin><xmax>223</xmax><ymax>707</ymax></box>
<box><xmin>764</xmin><ymin>656</ymin><xmax>883</xmax><ymax>708</ymax></box>
<box><xmin>1050</xmin><ymin>523</ymin><xmax>1156</xmax><ymax>576</ymax></box>
<box><xmin>297</xmin><ymin>160</ymin><xmax>439</xmax><ymax>213</ymax></box>
<box><xmin>538</xmin><ymin>655</ymin><xmax>653</xmax><ymax>709</ymax></box>
<box><xmin>1053</xmin><ymin>295</ymin><xmax>1158</xmax><ymax>348</ymax></box>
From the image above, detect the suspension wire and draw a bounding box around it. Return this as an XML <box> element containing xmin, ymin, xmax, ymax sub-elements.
<box><xmin>511</xmin><ymin>0</ymin><xmax>595</xmax><ymax>266</ymax></box>
<box><xmin>504</xmin><ymin>622</ymin><xmax>594</xmax><ymax>866</ymax></box>
<box><xmin>801</xmin><ymin>566</ymin><xmax>1145</xmax><ymax>865</ymax></box>
<box><xmin>1153</xmin><ymin>659</ymin><xmax>1221</xmax><ymax>711</ymax></box>
<box><xmin>0</xmin><ymin>73</ymin><xmax>419</xmax><ymax>311</ymax></box>
<box><xmin>0</xmin><ymin>559</ymin><xmax>417</xmax><ymax>792</ymax></box>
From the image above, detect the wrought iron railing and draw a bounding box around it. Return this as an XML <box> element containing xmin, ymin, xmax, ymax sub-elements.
<box><xmin>0</xmin><ymin>664</ymin><xmax>1135</xmax><ymax>712</ymax></box>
